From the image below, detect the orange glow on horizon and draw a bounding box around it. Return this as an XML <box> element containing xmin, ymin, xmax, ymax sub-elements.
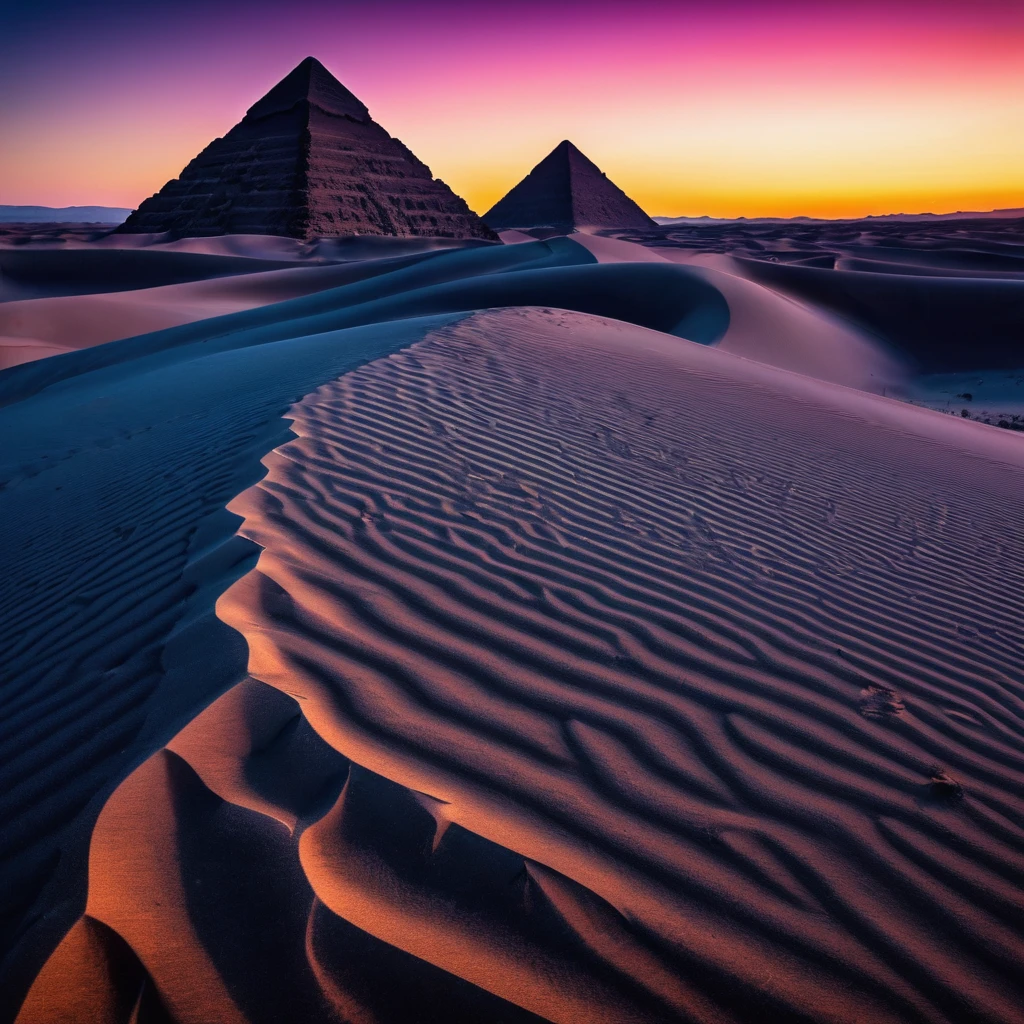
<box><xmin>1</xmin><ymin>2</ymin><xmax>1022</xmax><ymax>220</ymax></box>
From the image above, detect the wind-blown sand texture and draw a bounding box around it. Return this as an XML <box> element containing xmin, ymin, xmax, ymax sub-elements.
<box><xmin>2</xmin><ymin>223</ymin><xmax>1024</xmax><ymax>1023</ymax></box>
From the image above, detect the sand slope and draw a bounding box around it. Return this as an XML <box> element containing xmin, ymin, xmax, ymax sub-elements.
<box><xmin>736</xmin><ymin>259</ymin><xmax>1024</xmax><ymax>374</ymax></box>
<box><xmin>628</xmin><ymin>215</ymin><xmax>1024</xmax><ymax>378</ymax></box>
<box><xmin>0</xmin><ymin>248</ymin><xmax>303</xmax><ymax>302</ymax></box>
<box><xmin>0</xmin><ymin>303</ymin><xmax>472</xmax><ymax>1019</ymax></box>
<box><xmin>590</xmin><ymin>240</ymin><xmax>905</xmax><ymax>394</ymax></box>
<box><xmin>0</xmin><ymin>250</ymin><xmax>457</xmax><ymax>369</ymax></box>
<box><xmin>4</xmin><ymin>216</ymin><xmax>1024</xmax><ymax>1021</ymax></box>
<box><xmin>0</xmin><ymin>233</ymin><xmax>725</xmax><ymax>1016</ymax></box>
<box><xmin>18</xmin><ymin>308</ymin><xmax>1024</xmax><ymax>1023</ymax></box>
<box><xmin>0</xmin><ymin>236</ymin><xmax>736</xmax><ymax>408</ymax></box>
<box><xmin>3</xmin><ymin>228</ymin><xmax>926</xmax><ymax>399</ymax></box>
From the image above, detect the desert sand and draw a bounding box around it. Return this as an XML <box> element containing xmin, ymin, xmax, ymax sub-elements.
<box><xmin>2</xmin><ymin>217</ymin><xmax>1024</xmax><ymax>1023</ymax></box>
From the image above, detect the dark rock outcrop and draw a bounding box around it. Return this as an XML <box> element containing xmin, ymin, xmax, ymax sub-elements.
<box><xmin>483</xmin><ymin>141</ymin><xmax>656</xmax><ymax>233</ymax></box>
<box><xmin>118</xmin><ymin>57</ymin><xmax>496</xmax><ymax>241</ymax></box>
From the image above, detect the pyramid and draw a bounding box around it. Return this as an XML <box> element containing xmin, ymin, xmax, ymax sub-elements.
<box><xmin>118</xmin><ymin>57</ymin><xmax>497</xmax><ymax>241</ymax></box>
<box><xmin>483</xmin><ymin>141</ymin><xmax>656</xmax><ymax>233</ymax></box>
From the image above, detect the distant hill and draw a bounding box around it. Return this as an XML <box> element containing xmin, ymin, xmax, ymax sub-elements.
<box><xmin>0</xmin><ymin>206</ymin><xmax>131</xmax><ymax>224</ymax></box>
<box><xmin>654</xmin><ymin>208</ymin><xmax>1024</xmax><ymax>226</ymax></box>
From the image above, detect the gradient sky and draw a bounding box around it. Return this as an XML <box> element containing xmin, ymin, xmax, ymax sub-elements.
<box><xmin>2</xmin><ymin>0</ymin><xmax>1022</xmax><ymax>218</ymax></box>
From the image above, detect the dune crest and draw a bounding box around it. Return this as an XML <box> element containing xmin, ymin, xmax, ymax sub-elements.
<box><xmin>22</xmin><ymin>307</ymin><xmax>1024</xmax><ymax>1023</ymax></box>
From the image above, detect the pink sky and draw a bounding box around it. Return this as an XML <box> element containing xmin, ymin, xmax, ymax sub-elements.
<box><xmin>1</xmin><ymin>1</ymin><xmax>1022</xmax><ymax>217</ymax></box>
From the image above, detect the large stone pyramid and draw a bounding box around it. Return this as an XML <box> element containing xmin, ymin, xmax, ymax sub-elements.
<box><xmin>483</xmin><ymin>140</ymin><xmax>656</xmax><ymax>233</ymax></box>
<box><xmin>118</xmin><ymin>57</ymin><xmax>497</xmax><ymax>240</ymax></box>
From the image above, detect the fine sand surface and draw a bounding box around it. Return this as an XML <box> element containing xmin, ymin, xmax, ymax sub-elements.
<box><xmin>0</xmin><ymin>232</ymin><xmax>737</xmax><ymax>1019</ymax></box>
<box><xmin>0</xmin><ymin>251</ymin><xmax>470</xmax><ymax>369</ymax></box>
<box><xmin>0</xmin><ymin>229</ymin><xmax>906</xmax><ymax>396</ymax></box>
<box><xmin>2</xmin><ymin>219</ymin><xmax>1024</xmax><ymax>1022</ymax></box>
<box><xmin>581</xmin><ymin>237</ymin><xmax>905</xmax><ymax>394</ymax></box>
<box><xmin>624</xmin><ymin>215</ymin><xmax>1024</xmax><ymax>381</ymax></box>
<box><xmin>7</xmin><ymin>305</ymin><xmax>1024</xmax><ymax>1023</ymax></box>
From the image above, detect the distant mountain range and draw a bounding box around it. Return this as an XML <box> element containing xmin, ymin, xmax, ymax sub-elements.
<box><xmin>0</xmin><ymin>206</ymin><xmax>131</xmax><ymax>224</ymax></box>
<box><xmin>653</xmin><ymin>208</ymin><xmax>1024</xmax><ymax>226</ymax></box>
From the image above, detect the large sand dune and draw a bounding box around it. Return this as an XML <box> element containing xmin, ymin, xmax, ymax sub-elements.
<box><xmin>630</xmin><ymin>215</ymin><xmax>1024</xmax><ymax>379</ymax></box>
<box><xmin>0</xmin><ymin>301</ymin><xmax>471</xmax><ymax>1019</ymax></box>
<box><xmin>0</xmin><ymin>237</ymin><xmax>734</xmax><ymax>406</ymax></box>
<box><xmin>2</xmin><ymin>222</ymin><xmax>1024</xmax><ymax>1022</ymax></box>
<box><xmin>6</xmin><ymin>302</ymin><xmax>1024</xmax><ymax>1022</ymax></box>
<box><xmin>0</xmin><ymin>251</ymin><xmax>465</xmax><ymax>369</ymax></box>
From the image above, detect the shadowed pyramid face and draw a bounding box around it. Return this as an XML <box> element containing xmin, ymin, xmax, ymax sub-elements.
<box><xmin>118</xmin><ymin>57</ymin><xmax>497</xmax><ymax>241</ymax></box>
<box><xmin>483</xmin><ymin>140</ymin><xmax>655</xmax><ymax>233</ymax></box>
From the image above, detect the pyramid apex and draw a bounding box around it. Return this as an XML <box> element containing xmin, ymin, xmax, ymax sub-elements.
<box><xmin>550</xmin><ymin>140</ymin><xmax>578</xmax><ymax>157</ymax></box>
<box><xmin>293</xmin><ymin>56</ymin><xmax>330</xmax><ymax>74</ymax></box>
<box><xmin>246</xmin><ymin>56</ymin><xmax>369</xmax><ymax>123</ymax></box>
<box><xmin>543</xmin><ymin>140</ymin><xmax>592</xmax><ymax>170</ymax></box>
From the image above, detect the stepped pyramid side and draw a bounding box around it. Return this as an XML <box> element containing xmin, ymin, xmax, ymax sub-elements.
<box><xmin>118</xmin><ymin>58</ymin><xmax>496</xmax><ymax>241</ymax></box>
<box><xmin>483</xmin><ymin>141</ymin><xmax>656</xmax><ymax>232</ymax></box>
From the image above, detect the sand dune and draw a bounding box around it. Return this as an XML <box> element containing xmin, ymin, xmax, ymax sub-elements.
<box><xmin>1</xmin><ymin>230</ymin><xmax>911</xmax><ymax>403</ymax></box>
<box><xmin>0</xmin><ymin>337</ymin><xmax>73</xmax><ymax>371</ymax></box>
<box><xmin>570</xmin><ymin>232</ymin><xmax>674</xmax><ymax>264</ymax></box>
<box><xmin>89</xmin><ymin>232</ymin><xmax>494</xmax><ymax>262</ymax></box>
<box><xmin>0</xmin><ymin>250</ymin><xmax>462</xmax><ymax>368</ymax></box>
<box><xmin>3</xmin><ymin>213</ymin><xmax>1024</xmax><ymax>1022</ymax></box>
<box><xmin>14</xmin><ymin>307</ymin><xmax>1024</xmax><ymax>1023</ymax></box>
<box><xmin>626</xmin><ymin>216</ymin><xmax>1024</xmax><ymax>379</ymax></box>
<box><xmin>0</xmin><ymin>303</ymin><xmax>469</xmax><ymax>1021</ymax></box>
<box><xmin>605</xmin><ymin>243</ymin><xmax>905</xmax><ymax>393</ymax></box>
<box><xmin>831</xmin><ymin>245</ymin><xmax>1024</xmax><ymax>276</ymax></box>
<box><xmin>0</xmin><ymin>237</ymin><xmax>738</xmax><ymax>407</ymax></box>
<box><xmin>735</xmin><ymin>259</ymin><xmax>1024</xmax><ymax>374</ymax></box>
<box><xmin>1</xmin><ymin>227</ymin><xmax>921</xmax><ymax>395</ymax></box>
<box><xmin>0</xmin><ymin>247</ymin><xmax>306</xmax><ymax>302</ymax></box>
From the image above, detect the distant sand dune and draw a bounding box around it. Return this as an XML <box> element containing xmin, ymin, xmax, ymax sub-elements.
<box><xmin>0</xmin><ymin>237</ymin><xmax>734</xmax><ymax>409</ymax></box>
<box><xmin>0</xmin><ymin>247</ymin><xmax>302</xmax><ymax>303</ymax></box>
<box><xmin>736</xmin><ymin>259</ymin><xmax>1024</xmax><ymax>373</ymax></box>
<box><xmin>0</xmin><ymin>251</ymin><xmax>454</xmax><ymax>368</ymax></box>
<box><xmin>22</xmin><ymin>309</ymin><xmax>1024</xmax><ymax>1022</ymax></box>
<box><xmin>650</xmin><ymin>250</ymin><xmax>906</xmax><ymax>393</ymax></box>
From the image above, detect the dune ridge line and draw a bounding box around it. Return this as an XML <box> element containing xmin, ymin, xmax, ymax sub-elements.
<box><xmin>20</xmin><ymin>307</ymin><xmax>1024</xmax><ymax>1023</ymax></box>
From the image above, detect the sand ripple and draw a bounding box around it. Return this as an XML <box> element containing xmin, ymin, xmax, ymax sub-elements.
<box><xmin>21</xmin><ymin>307</ymin><xmax>1024</xmax><ymax>1023</ymax></box>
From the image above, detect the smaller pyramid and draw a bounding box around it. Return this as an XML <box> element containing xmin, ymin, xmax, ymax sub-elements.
<box><xmin>483</xmin><ymin>141</ymin><xmax>656</xmax><ymax>233</ymax></box>
<box><xmin>118</xmin><ymin>57</ymin><xmax>496</xmax><ymax>241</ymax></box>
